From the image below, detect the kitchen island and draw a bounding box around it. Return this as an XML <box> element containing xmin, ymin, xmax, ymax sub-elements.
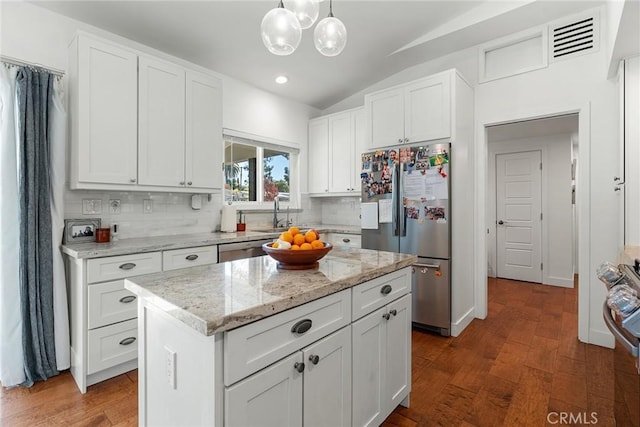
<box><xmin>124</xmin><ymin>246</ymin><xmax>416</xmax><ymax>426</ymax></box>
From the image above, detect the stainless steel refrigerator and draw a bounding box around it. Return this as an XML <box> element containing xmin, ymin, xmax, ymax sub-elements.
<box><xmin>361</xmin><ymin>143</ymin><xmax>451</xmax><ymax>336</ymax></box>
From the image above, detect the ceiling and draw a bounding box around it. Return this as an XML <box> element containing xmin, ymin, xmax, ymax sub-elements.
<box><xmin>30</xmin><ymin>0</ymin><xmax>605</xmax><ymax>110</ymax></box>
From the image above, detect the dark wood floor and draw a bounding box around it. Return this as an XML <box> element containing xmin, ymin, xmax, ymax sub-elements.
<box><xmin>1</xmin><ymin>277</ymin><xmax>614</xmax><ymax>426</ymax></box>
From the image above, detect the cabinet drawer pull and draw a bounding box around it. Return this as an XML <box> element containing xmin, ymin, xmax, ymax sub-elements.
<box><xmin>119</xmin><ymin>337</ymin><xmax>136</xmax><ymax>346</ymax></box>
<box><xmin>119</xmin><ymin>295</ymin><xmax>136</xmax><ymax>304</ymax></box>
<box><xmin>291</xmin><ymin>319</ymin><xmax>313</xmax><ymax>335</ymax></box>
<box><xmin>185</xmin><ymin>254</ymin><xmax>199</xmax><ymax>261</ymax></box>
<box><xmin>382</xmin><ymin>313</ymin><xmax>391</xmax><ymax>320</ymax></box>
<box><xmin>380</xmin><ymin>284</ymin><xmax>392</xmax><ymax>295</ymax></box>
<box><xmin>309</xmin><ymin>354</ymin><xmax>320</xmax><ymax>365</ymax></box>
<box><xmin>342</xmin><ymin>238</ymin><xmax>350</xmax><ymax>243</ymax></box>
<box><xmin>389</xmin><ymin>309</ymin><xmax>397</xmax><ymax>317</ymax></box>
<box><xmin>294</xmin><ymin>362</ymin><xmax>305</xmax><ymax>373</ymax></box>
<box><xmin>119</xmin><ymin>263</ymin><xmax>136</xmax><ymax>270</ymax></box>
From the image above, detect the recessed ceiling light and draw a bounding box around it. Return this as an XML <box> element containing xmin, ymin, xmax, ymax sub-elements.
<box><xmin>275</xmin><ymin>75</ymin><xmax>289</xmax><ymax>84</ymax></box>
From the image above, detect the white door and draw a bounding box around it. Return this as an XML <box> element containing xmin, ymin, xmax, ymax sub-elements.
<box><xmin>138</xmin><ymin>56</ymin><xmax>186</xmax><ymax>187</ymax></box>
<box><xmin>385</xmin><ymin>294</ymin><xmax>411</xmax><ymax>409</ymax></box>
<box><xmin>303</xmin><ymin>326</ymin><xmax>352</xmax><ymax>427</ymax></box>
<box><xmin>225</xmin><ymin>352</ymin><xmax>303</xmax><ymax>427</ymax></box>
<box><xmin>365</xmin><ymin>87</ymin><xmax>404</xmax><ymax>149</ymax></box>
<box><xmin>76</xmin><ymin>37</ymin><xmax>138</xmax><ymax>185</ymax></box>
<box><xmin>308</xmin><ymin>118</ymin><xmax>329</xmax><ymax>193</ymax></box>
<box><xmin>351</xmin><ymin>307</ymin><xmax>385</xmax><ymax>427</ymax></box>
<box><xmin>353</xmin><ymin>108</ymin><xmax>366</xmax><ymax>192</ymax></box>
<box><xmin>185</xmin><ymin>70</ymin><xmax>222</xmax><ymax>190</ymax></box>
<box><xmin>496</xmin><ymin>151</ymin><xmax>542</xmax><ymax>283</ymax></box>
<box><xmin>329</xmin><ymin>113</ymin><xmax>353</xmax><ymax>193</ymax></box>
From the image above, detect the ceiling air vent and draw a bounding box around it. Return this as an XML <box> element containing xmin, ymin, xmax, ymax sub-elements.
<box><xmin>549</xmin><ymin>11</ymin><xmax>599</xmax><ymax>63</ymax></box>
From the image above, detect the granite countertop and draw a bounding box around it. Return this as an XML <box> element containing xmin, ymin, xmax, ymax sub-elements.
<box><xmin>124</xmin><ymin>246</ymin><xmax>416</xmax><ymax>336</ymax></box>
<box><xmin>61</xmin><ymin>225</ymin><xmax>361</xmax><ymax>259</ymax></box>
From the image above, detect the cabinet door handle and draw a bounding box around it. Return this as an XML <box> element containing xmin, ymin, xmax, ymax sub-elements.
<box><xmin>185</xmin><ymin>254</ymin><xmax>199</xmax><ymax>261</ymax></box>
<box><xmin>187</xmin><ymin>181</ymin><xmax>192</xmax><ymax>186</ymax></box>
<box><xmin>291</xmin><ymin>319</ymin><xmax>313</xmax><ymax>335</ymax></box>
<box><xmin>294</xmin><ymin>362</ymin><xmax>305</xmax><ymax>373</ymax></box>
<box><xmin>119</xmin><ymin>262</ymin><xmax>136</xmax><ymax>270</ymax></box>
<box><xmin>119</xmin><ymin>337</ymin><xmax>136</xmax><ymax>346</ymax></box>
<box><xmin>382</xmin><ymin>313</ymin><xmax>391</xmax><ymax>320</ymax></box>
<box><xmin>180</xmin><ymin>181</ymin><xmax>185</xmax><ymax>185</ymax></box>
<box><xmin>380</xmin><ymin>284</ymin><xmax>392</xmax><ymax>295</ymax></box>
<box><xmin>389</xmin><ymin>309</ymin><xmax>397</xmax><ymax>317</ymax></box>
<box><xmin>404</xmin><ymin>138</ymin><xmax>409</xmax><ymax>143</ymax></box>
<box><xmin>342</xmin><ymin>238</ymin><xmax>350</xmax><ymax>243</ymax></box>
<box><xmin>130</xmin><ymin>178</ymin><xmax>136</xmax><ymax>183</ymax></box>
<box><xmin>309</xmin><ymin>354</ymin><xmax>320</xmax><ymax>365</ymax></box>
<box><xmin>119</xmin><ymin>295</ymin><xmax>136</xmax><ymax>304</ymax></box>
<box><xmin>398</xmin><ymin>138</ymin><xmax>403</xmax><ymax>143</ymax></box>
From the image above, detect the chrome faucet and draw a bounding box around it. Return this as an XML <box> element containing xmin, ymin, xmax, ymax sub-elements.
<box><xmin>273</xmin><ymin>195</ymin><xmax>291</xmax><ymax>229</ymax></box>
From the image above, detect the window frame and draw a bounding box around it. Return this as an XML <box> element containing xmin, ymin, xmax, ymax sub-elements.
<box><xmin>223</xmin><ymin>129</ymin><xmax>300</xmax><ymax>210</ymax></box>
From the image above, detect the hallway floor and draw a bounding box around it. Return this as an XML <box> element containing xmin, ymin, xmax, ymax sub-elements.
<box><xmin>0</xmin><ymin>278</ymin><xmax>614</xmax><ymax>426</ymax></box>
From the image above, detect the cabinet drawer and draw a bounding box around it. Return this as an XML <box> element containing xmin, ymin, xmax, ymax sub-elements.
<box><xmin>88</xmin><ymin>280</ymin><xmax>137</xmax><ymax>329</ymax></box>
<box><xmin>224</xmin><ymin>289</ymin><xmax>351</xmax><ymax>386</ymax></box>
<box><xmin>162</xmin><ymin>245</ymin><xmax>217</xmax><ymax>271</ymax></box>
<box><xmin>352</xmin><ymin>268</ymin><xmax>411</xmax><ymax>321</ymax></box>
<box><xmin>87</xmin><ymin>252</ymin><xmax>161</xmax><ymax>284</ymax></box>
<box><xmin>87</xmin><ymin>319</ymin><xmax>138</xmax><ymax>374</ymax></box>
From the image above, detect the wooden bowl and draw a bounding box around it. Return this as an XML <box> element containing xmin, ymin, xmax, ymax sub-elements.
<box><xmin>262</xmin><ymin>242</ymin><xmax>333</xmax><ymax>270</ymax></box>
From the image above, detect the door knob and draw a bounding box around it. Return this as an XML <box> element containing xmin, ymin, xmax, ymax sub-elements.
<box><xmin>309</xmin><ymin>354</ymin><xmax>320</xmax><ymax>365</ymax></box>
<box><xmin>389</xmin><ymin>309</ymin><xmax>397</xmax><ymax>317</ymax></box>
<box><xmin>382</xmin><ymin>313</ymin><xmax>391</xmax><ymax>320</ymax></box>
<box><xmin>294</xmin><ymin>362</ymin><xmax>305</xmax><ymax>373</ymax></box>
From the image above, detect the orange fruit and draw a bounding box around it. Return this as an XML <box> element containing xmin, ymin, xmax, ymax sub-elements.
<box><xmin>293</xmin><ymin>233</ymin><xmax>306</xmax><ymax>246</ymax></box>
<box><xmin>304</xmin><ymin>230</ymin><xmax>317</xmax><ymax>243</ymax></box>
<box><xmin>291</xmin><ymin>244</ymin><xmax>301</xmax><ymax>250</ymax></box>
<box><xmin>300</xmin><ymin>243</ymin><xmax>313</xmax><ymax>250</ymax></box>
<box><xmin>311</xmin><ymin>240</ymin><xmax>324</xmax><ymax>249</ymax></box>
<box><xmin>272</xmin><ymin>242</ymin><xmax>280</xmax><ymax>248</ymax></box>
<box><xmin>280</xmin><ymin>231</ymin><xmax>294</xmax><ymax>243</ymax></box>
<box><xmin>288</xmin><ymin>226</ymin><xmax>300</xmax><ymax>236</ymax></box>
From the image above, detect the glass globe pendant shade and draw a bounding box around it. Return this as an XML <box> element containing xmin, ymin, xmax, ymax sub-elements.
<box><xmin>284</xmin><ymin>0</ymin><xmax>319</xmax><ymax>30</ymax></box>
<box><xmin>261</xmin><ymin>2</ymin><xmax>302</xmax><ymax>56</ymax></box>
<box><xmin>314</xmin><ymin>15</ymin><xmax>347</xmax><ymax>57</ymax></box>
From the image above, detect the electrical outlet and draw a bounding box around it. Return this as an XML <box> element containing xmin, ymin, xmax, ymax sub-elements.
<box><xmin>143</xmin><ymin>199</ymin><xmax>153</xmax><ymax>214</ymax></box>
<box><xmin>165</xmin><ymin>346</ymin><xmax>177</xmax><ymax>389</ymax></box>
<box><xmin>82</xmin><ymin>199</ymin><xmax>102</xmax><ymax>215</ymax></box>
<box><xmin>109</xmin><ymin>199</ymin><xmax>121</xmax><ymax>214</ymax></box>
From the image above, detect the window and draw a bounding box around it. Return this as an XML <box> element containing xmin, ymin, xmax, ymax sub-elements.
<box><xmin>223</xmin><ymin>132</ymin><xmax>299</xmax><ymax>206</ymax></box>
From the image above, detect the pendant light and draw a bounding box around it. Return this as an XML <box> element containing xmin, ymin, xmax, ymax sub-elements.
<box><xmin>284</xmin><ymin>0</ymin><xmax>320</xmax><ymax>30</ymax></box>
<box><xmin>261</xmin><ymin>0</ymin><xmax>302</xmax><ymax>56</ymax></box>
<box><xmin>313</xmin><ymin>0</ymin><xmax>347</xmax><ymax>57</ymax></box>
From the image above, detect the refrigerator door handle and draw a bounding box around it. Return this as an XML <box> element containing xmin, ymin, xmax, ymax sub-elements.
<box><xmin>603</xmin><ymin>301</ymin><xmax>639</xmax><ymax>357</ymax></box>
<box><xmin>392</xmin><ymin>163</ymin><xmax>399</xmax><ymax>236</ymax></box>
<box><xmin>399</xmin><ymin>164</ymin><xmax>407</xmax><ymax>237</ymax></box>
<box><xmin>414</xmin><ymin>263</ymin><xmax>441</xmax><ymax>269</ymax></box>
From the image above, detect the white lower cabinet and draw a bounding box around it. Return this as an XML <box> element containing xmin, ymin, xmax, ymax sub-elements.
<box><xmin>352</xmin><ymin>294</ymin><xmax>411</xmax><ymax>427</ymax></box>
<box><xmin>225</xmin><ymin>326</ymin><xmax>351</xmax><ymax>427</ymax></box>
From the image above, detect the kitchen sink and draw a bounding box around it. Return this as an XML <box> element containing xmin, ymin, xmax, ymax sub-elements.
<box><xmin>253</xmin><ymin>227</ymin><xmax>290</xmax><ymax>233</ymax></box>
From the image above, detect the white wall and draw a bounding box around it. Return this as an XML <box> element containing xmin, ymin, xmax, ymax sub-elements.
<box><xmin>0</xmin><ymin>1</ymin><xmax>318</xmax><ymax>237</ymax></box>
<box><xmin>625</xmin><ymin>56</ymin><xmax>640</xmax><ymax>245</ymax></box>
<box><xmin>488</xmin><ymin>133</ymin><xmax>575</xmax><ymax>288</ymax></box>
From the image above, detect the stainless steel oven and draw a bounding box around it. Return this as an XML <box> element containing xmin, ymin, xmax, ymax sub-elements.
<box><xmin>599</xmin><ymin>262</ymin><xmax>640</xmax><ymax>426</ymax></box>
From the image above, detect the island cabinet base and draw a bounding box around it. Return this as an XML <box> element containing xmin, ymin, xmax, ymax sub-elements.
<box><xmin>135</xmin><ymin>267</ymin><xmax>412</xmax><ymax>426</ymax></box>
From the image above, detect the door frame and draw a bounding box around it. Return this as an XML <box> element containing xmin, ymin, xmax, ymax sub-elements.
<box><xmin>474</xmin><ymin>102</ymin><xmax>593</xmax><ymax>344</ymax></box>
<box><xmin>491</xmin><ymin>148</ymin><xmax>544</xmax><ymax>284</ymax></box>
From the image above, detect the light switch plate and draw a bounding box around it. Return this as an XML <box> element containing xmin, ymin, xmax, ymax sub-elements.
<box><xmin>82</xmin><ymin>199</ymin><xmax>102</xmax><ymax>215</ymax></box>
<box><xmin>143</xmin><ymin>199</ymin><xmax>153</xmax><ymax>214</ymax></box>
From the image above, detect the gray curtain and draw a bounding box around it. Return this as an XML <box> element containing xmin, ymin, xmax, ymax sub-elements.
<box><xmin>15</xmin><ymin>67</ymin><xmax>59</xmax><ymax>385</ymax></box>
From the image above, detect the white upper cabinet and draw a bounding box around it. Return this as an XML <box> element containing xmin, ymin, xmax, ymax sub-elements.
<box><xmin>308</xmin><ymin>117</ymin><xmax>330</xmax><ymax>194</ymax></box>
<box><xmin>365</xmin><ymin>72</ymin><xmax>451</xmax><ymax>149</ymax></box>
<box><xmin>186</xmin><ymin>70</ymin><xmax>223</xmax><ymax>189</ymax></box>
<box><xmin>138</xmin><ymin>56</ymin><xmax>186</xmax><ymax>187</ymax></box>
<box><xmin>69</xmin><ymin>32</ymin><xmax>222</xmax><ymax>192</ymax></box>
<box><xmin>71</xmin><ymin>36</ymin><xmax>138</xmax><ymax>186</ymax></box>
<box><xmin>308</xmin><ymin>107</ymin><xmax>363</xmax><ymax>196</ymax></box>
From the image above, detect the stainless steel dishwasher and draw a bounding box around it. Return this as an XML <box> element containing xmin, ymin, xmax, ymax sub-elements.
<box><xmin>218</xmin><ymin>238</ymin><xmax>274</xmax><ymax>262</ymax></box>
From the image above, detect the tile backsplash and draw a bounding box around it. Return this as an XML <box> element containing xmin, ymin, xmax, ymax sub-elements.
<box><xmin>64</xmin><ymin>191</ymin><xmax>360</xmax><ymax>240</ymax></box>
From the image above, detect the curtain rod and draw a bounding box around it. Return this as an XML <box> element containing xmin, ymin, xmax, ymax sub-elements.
<box><xmin>0</xmin><ymin>55</ymin><xmax>65</xmax><ymax>77</ymax></box>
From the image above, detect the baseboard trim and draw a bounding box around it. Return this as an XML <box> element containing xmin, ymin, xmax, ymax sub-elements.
<box><xmin>585</xmin><ymin>328</ymin><xmax>614</xmax><ymax>349</ymax></box>
<box><xmin>451</xmin><ymin>307</ymin><xmax>475</xmax><ymax>337</ymax></box>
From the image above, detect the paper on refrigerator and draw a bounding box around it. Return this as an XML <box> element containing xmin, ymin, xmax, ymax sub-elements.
<box><xmin>378</xmin><ymin>199</ymin><xmax>393</xmax><ymax>223</ymax></box>
<box><xmin>361</xmin><ymin>203</ymin><xmax>378</xmax><ymax>229</ymax></box>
